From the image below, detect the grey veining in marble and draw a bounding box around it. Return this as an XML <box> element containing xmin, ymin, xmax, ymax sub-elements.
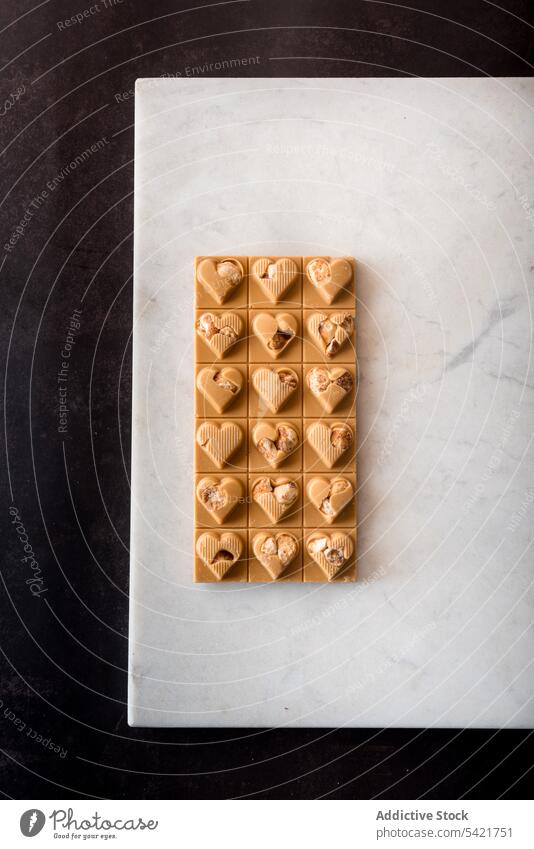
<box><xmin>129</xmin><ymin>78</ymin><xmax>534</xmax><ymax>727</ymax></box>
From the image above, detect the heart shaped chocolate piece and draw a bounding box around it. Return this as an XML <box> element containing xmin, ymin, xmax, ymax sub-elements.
<box><xmin>306</xmin><ymin>531</ymin><xmax>354</xmax><ymax>581</ymax></box>
<box><xmin>196</xmin><ymin>476</ymin><xmax>244</xmax><ymax>525</ymax></box>
<box><xmin>307</xmin><ymin>312</ymin><xmax>355</xmax><ymax>358</ymax></box>
<box><xmin>307</xmin><ymin>477</ymin><xmax>354</xmax><ymax>524</ymax></box>
<box><xmin>306</xmin><ymin>421</ymin><xmax>354</xmax><ymax>469</ymax></box>
<box><xmin>251</xmin><ymin>367</ymin><xmax>298</xmax><ymax>414</ymax></box>
<box><xmin>196</xmin><ymin>422</ymin><xmax>243</xmax><ymax>469</ymax></box>
<box><xmin>197</xmin><ymin>257</ymin><xmax>244</xmax><ymax>304</ymax></box>
<box><xmin>196</xmin><ymin>531</ymin><xmax>242</xmax><ymax>580</ymax></box>
<box><xmin>252</xmin><ymin>421</ymin><xmax>299</xmax><ymax>468</ymax></box>
<box><xmin>306</xmin><ymin>366</ymin><xmax>354</xmax><ymax>414</ymax></box>
<box><xmin>252</xmin><ymin>477</ymin><xmax>299</xmax><ymax>524</ymax></box>
<box><xmin>252</xmin><ymin>532</ymin><xmax>299</xmax><ymax>580</ymax></box>
<box><xmin>196</xmin><ymin>312</ymin><xmax>243</xmax><ymax>358</ymax></box>
<box><xmin>197</xmin><ymin>367</ymin><xmax>243</xmax><ymax>413</ymax></box>
<box><xmin>252</xmin><ymin>257</ymin><xmax>299</xmax><ymax>303</ymax></box>
<box><xmin>252</xmin><ymin>312</ymin><xmax>298</xmax><ymax>360</ymax></box>
<box><xmin>305</xmin><ymin>257</ymin><xmax>352</xmax><ymax>305</ymax></box>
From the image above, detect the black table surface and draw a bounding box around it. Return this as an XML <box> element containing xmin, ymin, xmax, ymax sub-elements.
<box><xmin>1</xmin><ymin>0</ymin><xmax>533</xmax><ymax>799</ymax></box>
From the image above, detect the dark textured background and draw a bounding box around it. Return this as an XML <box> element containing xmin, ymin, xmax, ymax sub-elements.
<box><xmin>1</xmin><ymin>0</ymin><xmax>533</xmax><ymax>799</ymax></box>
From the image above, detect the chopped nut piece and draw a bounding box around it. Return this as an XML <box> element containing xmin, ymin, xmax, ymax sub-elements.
<box><xmin>324</xmin><ymin>547</ymin><xmax>345</xmax><ymax>567</ymax></box>
<box><xmin>308</xmin><ymin>536</ymin><xmax>328</xmax><ymax>553</ymax></box>
<box><xmin>330</xmin><ymin>426</ymin><xmax>353</xmax><ymax>451</ymax></box>
<box><xmin>260</xmin><ymin>536</ymin><xmax>277</xmax><ymax>556</ymax></box>
<box><xmin>307</xmin><ymin>366</ymin><xmax>330</xmax><ymax>394</ymax></box>
<box><xmin>276</xmin><ymin>425</ymin><xmax>298</xmax><ymax>453</ymax></box>
<box><xmin>344</xmin><ymin>317</ymin><xmax>355</xmax><ymax>333</ymax></box>
<box><xmin>308</xmin><ymin>366</ymin><xmax>352</xmax><ymax>395</ymax></box>
<box><xmin>200</xmin><ymin>484</ymin><xmax>226</xmax><ymax>511</ymax></box>
<box><xmin>319</xmin><ymin>479</ymin><xmax>351</xmax><ymax>515</ymax></box>
<box><xmin>336</xmin><ymin>371</ymin><xmax>353</xmax><ymax>393</ymax></box>
<box><xmin>334</xmin><ymin>313</ymin><xmax>354</xmax><ymax>334</ymax></box>
<box><xmin>257</xmin><ymin>426</ymin><xmax>298</xmax><ymax>462</ymax></box>
<box><xmin>199</xmin><ymin>313</ymin><xmax>214</xmax><ymax>328</ymax></box>
<box><xmin>325</xmin><ymin>339</ymin><xmax>340</xmax><ymax>357</ymax></box>
<box><xmin>197</xmin><ymin>313</ymin><xmax>217</xmax><ymax>340</ymax></box>
<box><xmin>277</xmin><ymin>534</ymin><xmax>298</xmax><ymax>565</ymax></box>
<box><xmin>218</xmin><ymin>325</ymin><xmax>238</xmax><ymax>341</ymax></box>
<box><xmin>259</xmin><ymin>533</ymin><xmax>297</xmax><ymax>567</ymax></box>
<box><xmin>253</xmin><ymin>477</ymin><xmax>273</xmax><ymax>496</ymax></box>
<box><xmin>261</xmin><ymin>263</ymin><xmax>277</xmax><ymax>279</ymax></box>
<box><xmin>257</xmin><ymin>437</ymin><xmax>277</xmax><ymax>462</ymax></box>
<box><xmin>212</xmin><ymin>549</ymin><xmax>234</xmax><ymax>564</ymax></box>
<box><xmin>197</xmin><ymin>314</ymin><xmax>238</xmax><ymax>346</ymax></box>
<box><xmin>320</xmin><ymin>497</ymin><xmax>334</xmax><ymax>516</ymax></box>
<box><xmin>273</xmin><ymin>481</ymin><xmax>298</xmax><ymax>504</ymax></box>
<box><xmin>319</xmin><ymin>319</ymin><xmax>335</xmax><ymax>344</ymax></box>
<box><xmin>268</xmin><ymin>328</ymin><xmax>294</xmax><ymax>350</ymax></box>
<box><xmin>317</xmin><ymin>313</ymin><xmax>354</xmax><ymax>356</ymax></box>
<box><xmin>213</xmin><ymin>372</ymin><xmax>238</xmax><ymax>393</ymax></box>
<box><xmin>308</xmin><ymin>258</ymin><xmax>331</xmax><ymax>286</ymax></box>
<box><xmin>216</xmin><ymin>260</ymin><xmax>242</xmax><ymax>286</ymax></box>
<box><xmin>330</xmin><ymin>479</ymin><xmax>350</xmax><ymax>495</ymax></box>
<box><xmin>278</xmin><ymin>370</ymin><xmax>297</xmax><ymax>388</ymax></box>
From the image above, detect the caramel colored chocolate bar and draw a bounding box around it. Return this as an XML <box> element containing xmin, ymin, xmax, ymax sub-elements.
<box><xmin>193</xmin><ymin>255</ymin><xmax>357</xmax><ymax>583</ymax></box>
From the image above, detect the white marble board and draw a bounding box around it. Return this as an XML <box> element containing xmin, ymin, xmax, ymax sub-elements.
<box><xmin>129</xmin><ymin>77</ymin><xmax>534</xmax><ymax>728</ymax></box>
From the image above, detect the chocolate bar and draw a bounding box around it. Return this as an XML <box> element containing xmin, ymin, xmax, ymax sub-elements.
<box><xmin>194</xmin><ymin>256</ymin><xmax>357</xmax><ymax>583</ymax></box>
